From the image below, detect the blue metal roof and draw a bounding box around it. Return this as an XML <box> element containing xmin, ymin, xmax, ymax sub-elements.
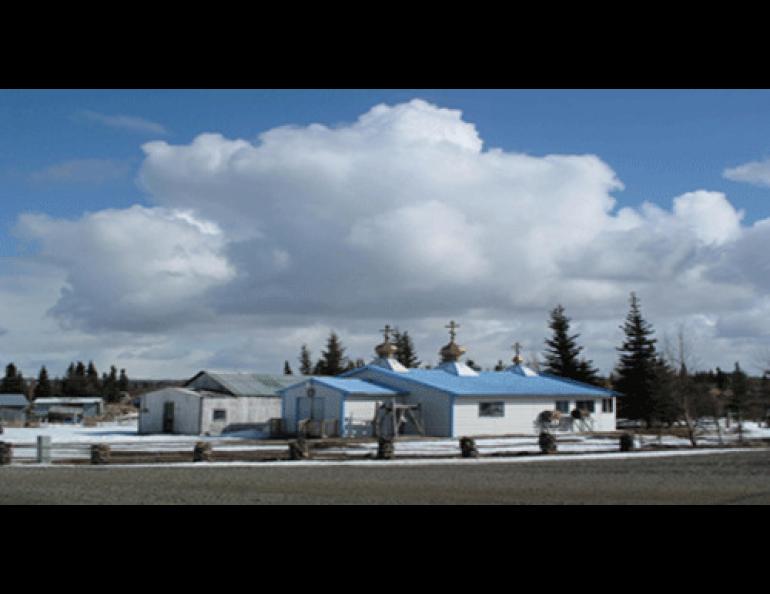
<box><xmin>348</xmin><ymin>365</ymin><xmax>616</xmax><ymax>398</ymax></box>
<box><xmin>0</xmin><ymin>394</ymin><xmax>29</xmax><ymax>407</ymax></box>
<box><xmin>279</xmin><ymin>377</ymin><xmax>401</xmax><ymax>396</ymax></box>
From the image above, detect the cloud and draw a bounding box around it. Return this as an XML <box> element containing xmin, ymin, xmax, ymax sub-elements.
<box><xmin>15</xmin><ymin>206</ymin><xmax>235</xmax><ymax>332</ymax></box>
<box><xmin>78</xmin><ymin>110</ymin><xmax>168</xmax><ymax>135</ymax></box>
<box><xmin>28</xmin><ymin>158</ymin><xmax>131</xmax><ymax>185</ymax></box>
<box><xmin>723</xmin><ymin>158</ymin><xmax>770</xmax><ymax>187</ymax></box>
<box><xmin>4</xmin><ymin>98</ymin><xmax>770</xmax><ymax>377</ymax></box>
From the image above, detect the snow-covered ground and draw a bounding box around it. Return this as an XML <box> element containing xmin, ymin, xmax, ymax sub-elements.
<box><xmin>2</xmin><ymin>419</ymin><xmax>768</xmax><ymax>462</ymax></box>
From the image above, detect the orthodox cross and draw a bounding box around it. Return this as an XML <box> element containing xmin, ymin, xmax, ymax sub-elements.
<box><xmin>380</xmin><ymin>324</ymin><xmax>393</xmax><ymax>343</ymax></box>
<box><xmin>445</xmin><ymin>320</ymin><xmax>460</xmax><ymax>342</ymax></box>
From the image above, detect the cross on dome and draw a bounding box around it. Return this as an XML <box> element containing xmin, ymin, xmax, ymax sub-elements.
<box><xmin>512</xmin><ymin>341</ymin><xmax>524</xmax><ymax>364</ymax></box>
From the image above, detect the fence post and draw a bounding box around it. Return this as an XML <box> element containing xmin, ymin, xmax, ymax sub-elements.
<box><xmin>193</xmin><ymin>441</ymin><xmax>213</xmax><ymax>462</ymax></box>
<box><xmin>90</xmin><ymin>444</ymin><xmax>111</xmax><ymax>464</ymax></box>
<box><xmin>538</xmin><ymin>431</ymin><xmax>557</xmax><ymax>454</ymax></box>
<box><xmin>619</xmin><ymin>433</ymin><xmax>635</xmax><ymax>452</ymax></box>
<box><xmin>37</xmin><ymin>435</ymin><xmax>52</xmax><ymax>464</ymax></box>
<box><xmin>0</xmin><ymin>442</ymin><xmax>12</xmax><ymax>465</ymax></box>
<box><xmin>377</xmin><ymin>437</ymin><xmax>395</xmax><ymax>460</ymax></box>
<box><xmin>459</xmin><ymin>436</ymin><xmax>479</xmax><ymax>458</ymax></box>
<box><xmin>288</xmin><ymin>438</ymin><xmax>310</xmax><ymax>460</ymax></box>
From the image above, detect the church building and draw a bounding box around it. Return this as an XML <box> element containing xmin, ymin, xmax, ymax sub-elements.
<box><xmin>279</xmin><ymin>322</ymin><xmax>619</xmax><ymax>438</ymax></box>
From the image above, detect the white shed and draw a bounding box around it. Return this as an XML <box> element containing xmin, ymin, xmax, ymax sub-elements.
<box><xmin>279</xmin><ymin>377</ymin><xmax>404</xmax><ymax>438</ymax></box>
<box><xmin>138</xmin><ymin>371</ymin><xmax>299</xmax><ymax>435</ymax></box>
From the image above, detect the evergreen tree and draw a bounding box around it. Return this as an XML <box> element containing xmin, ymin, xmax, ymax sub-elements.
<box><xmin>543</xmin><ymin>304</ymin><xmax>600</xmax><ymax>384</ymax></box>
<box><xmin>728</xmin><ymin>362</ymin><xmax>750</xmax><ymax>437</ymax></box>
<box><xmin>649</xmin><ymin>360</ymin><xmax>683</xmax><ymax>427</ymax></box>
<box><xmin>283</xmin><ymin>360</ymin><xmax>293</xmax><ymax>375</ymax></box>
<box><xmin>494</xmin><ymin>360</ymin><xmax>505</xmax><ymax>371</ymax></box>
<box><xmin>392</xmin><ymin>329</ymin><xmax>421</xmax><ymax>368</ymax></box>
<box><xmin>85</xmin><ymin>361</ymin><xmax>100</xmax><ymax>395</ymax></box>
<box><xmin>118</xmin><ymin>368</ymin><xmax>129</xmax><ymax>392</ymax></box>
<box><xmin>102</xmin><ymin>366</ymin><xmax>120</xmax><ymax>403</ymax></box>
<box><xmin>760</xmin><ymin>373</ymin><xmax>770</xmax><ymax>427</ymax></box>
<box><xmin>0</xmin><ymin>363</ymin><xmax>25</xmax><ymax>394</ymax></box>
<box><xmin>298</xmin><ymin>345</ymin><xmax>313</xmax><ymax>375</ymax></box>
<box><xmin>316</xmin><ymin>332</ymin><xmax>348</xmax><ymax>376</ymax></box>
<box><xmin>64</xmin><ymin>361</ymin><xmax>88</xmax><ymax>395</ymax></box>
<box><xmin>614</xmin><ymin>293</ymin><xmax>660</xmax><ymax>426</ymax></box>
<box><xmin>33</xmin><ymin>366</ymin><xmax>52</xmax><ymax>399</ymax></box>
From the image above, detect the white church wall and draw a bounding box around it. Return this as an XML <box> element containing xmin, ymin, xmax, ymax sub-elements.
<box><xmin>453</xmin><ymin>397</ymin><xmax>551</xmax><ymax>436</ymax></box>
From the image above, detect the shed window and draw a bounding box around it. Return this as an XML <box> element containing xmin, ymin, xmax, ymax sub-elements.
<box><xmin>602</xmin><ymin>398</ymin><xmax>614</xmax><ymax>413</ymax></box>
<box><xmin>212</xmin><ymin>409</ymin><xmax>227</xmax><ymax>421</ymax></box>
<box><xmin>555</xmin><ymin>400</ymin><xmax>570</xmax><ymax>413</ymax></box>
<box><xmin>479</xmin><ymin>402</ymin><xmax>504</xmax><ymax>417</ymax></box>
<box><xmin>575</xmin><ymin>400</ymin><xmax>595</xmax><ymax>413</ymax></box>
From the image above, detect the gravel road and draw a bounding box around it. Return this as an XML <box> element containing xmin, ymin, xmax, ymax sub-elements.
<box><xmin>1</xmin><ymin>449</ymin><xmax>769</xmax><ymax>504</ymax></box>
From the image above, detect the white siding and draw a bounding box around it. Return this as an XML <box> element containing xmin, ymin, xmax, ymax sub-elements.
<box><xmin>138</xmin><ymin>388</ymin><xmax>202</xmax><ymax>435</ymax></box>
<box><xmin>454</xmin><ymin>398</ymin><xmax>551</xmax><ymax>436</ymax></box>
<box><xmin>200</xmin><ymin>396</ymin><xmax>281</xmax><ymax>435</ymax></box>
<box><xmin>453</xmin><ymin>396</ymin><xmax>617</xmax><ymax>436</ymax></box>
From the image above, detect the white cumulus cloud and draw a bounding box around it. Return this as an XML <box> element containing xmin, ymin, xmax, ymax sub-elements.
<box><xmin>4</xmin><ymin>98</ymin><xmax>770</xmax><ymax>376</ymax></box>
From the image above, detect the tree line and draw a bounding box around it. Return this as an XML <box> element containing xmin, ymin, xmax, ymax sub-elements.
<box><xmin>286</xmin><ymin>293</ymin><xmax>770</xmax><ymax>432</ymax></box>
<box><xmin>286</xmin><ymin>329</ymin><xmax>421</xmax><ymax>376</ymax></box>
<box><xmin>0</xmin><ymin>362</ymin><xmax>130</xmax><ymax>403</ymax></box>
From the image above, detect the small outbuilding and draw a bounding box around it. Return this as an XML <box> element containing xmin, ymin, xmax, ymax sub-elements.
<box><xmin>138</xmin><ymin>371</ymin><xmax>299</xmax><ymax>435</ymax></box>
<box><xmin>279</xmin><ymin>377</ymin><xmax>406</xmax><ymax>438</ymax></box>
<box><xmin>32</xmin><ymin>397</ymin><xmax>104</xmax><ymax>422</ymax></box>
<box><xmin>0</xmin><ymin>394</ymin><xmax>29</xmax><ymax>424</ymax></box>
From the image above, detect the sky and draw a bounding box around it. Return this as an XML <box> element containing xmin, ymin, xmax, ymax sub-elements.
<box><xmin>2</xmin><ymin>89</ymin><xmax>770</xmax><ymax>379</ymax></box>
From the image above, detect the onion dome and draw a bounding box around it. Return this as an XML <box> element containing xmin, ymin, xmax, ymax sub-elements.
<box><xmin>371</xmin><ymin>324</ymin><xmax>408</xmax><ymax>372</ymax></box>
<box><xmin>439</xmin><ymin>320</ymin><xmax>466</xmax><ymax>362</ymax></box>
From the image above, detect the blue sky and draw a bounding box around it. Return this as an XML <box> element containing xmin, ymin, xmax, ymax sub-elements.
<box><xmin>3</xmin><ymin>89</ymin><xmax>770</xmax><ymax>247</ymax></box>
<box><xmin>2</xmin><ymin>89</ymin><xmax>770</xmax><ymax>378</ymax></box>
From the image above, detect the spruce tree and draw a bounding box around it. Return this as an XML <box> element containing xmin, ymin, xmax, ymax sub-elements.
<box><xmin>614</xmin><ymin>293</ymin><xmax>660</xmax><ymax>426</ymax></box>
<box><xmin>494</xmin><ymin>360</ymin><xmax>505</xmax><ymax>371</ymax></box>
<box><xmin>33</xmin><ymin>366</ymin><xmax>52</xmax><ymax>399</ymax></box>
<box><xmin>86</xmin><ymin>361</ymin><xmax>100</xmax><ymax>396</ymax></box>
<box><xmin>728</xmin><ymin>362</ymin><xmax>750</xmax><ymax>437</ymax></box>
<box><xmin>316</xmin><ymin>331</ymin><xmax>347</xmax><ymax>376</ymax></box>
<box><xmin>118</xmin><ymin>368</ymin><xmax>129</xmax><ymax>392</ymax></box>
<box><xmin>102</xmin><ymin>366</ymin><xmax>119</xmax><ymax>403</ymax></box>
<box><xmin>0</xmin><ymin>363</ymin><xmax>25</xmax><ymax>394</ymax></box>
<box><xmin>543</xmin><ymin>305</ymin><xmax>600</xmax><ymax>384</ymax></box>
<box><xmin>298</xmin><ymin>345</ymin><xmax>313</xmax><ymax>375</ymax></box>
<box><xmin>392</xmin><ymin>329</ymin><xmax>421</xmax><ymax>368</ymax></box>
<box><xmin>283</xmin><ymin>360</ymin><xmax>293</xmax><ymax>375</ymax></box>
